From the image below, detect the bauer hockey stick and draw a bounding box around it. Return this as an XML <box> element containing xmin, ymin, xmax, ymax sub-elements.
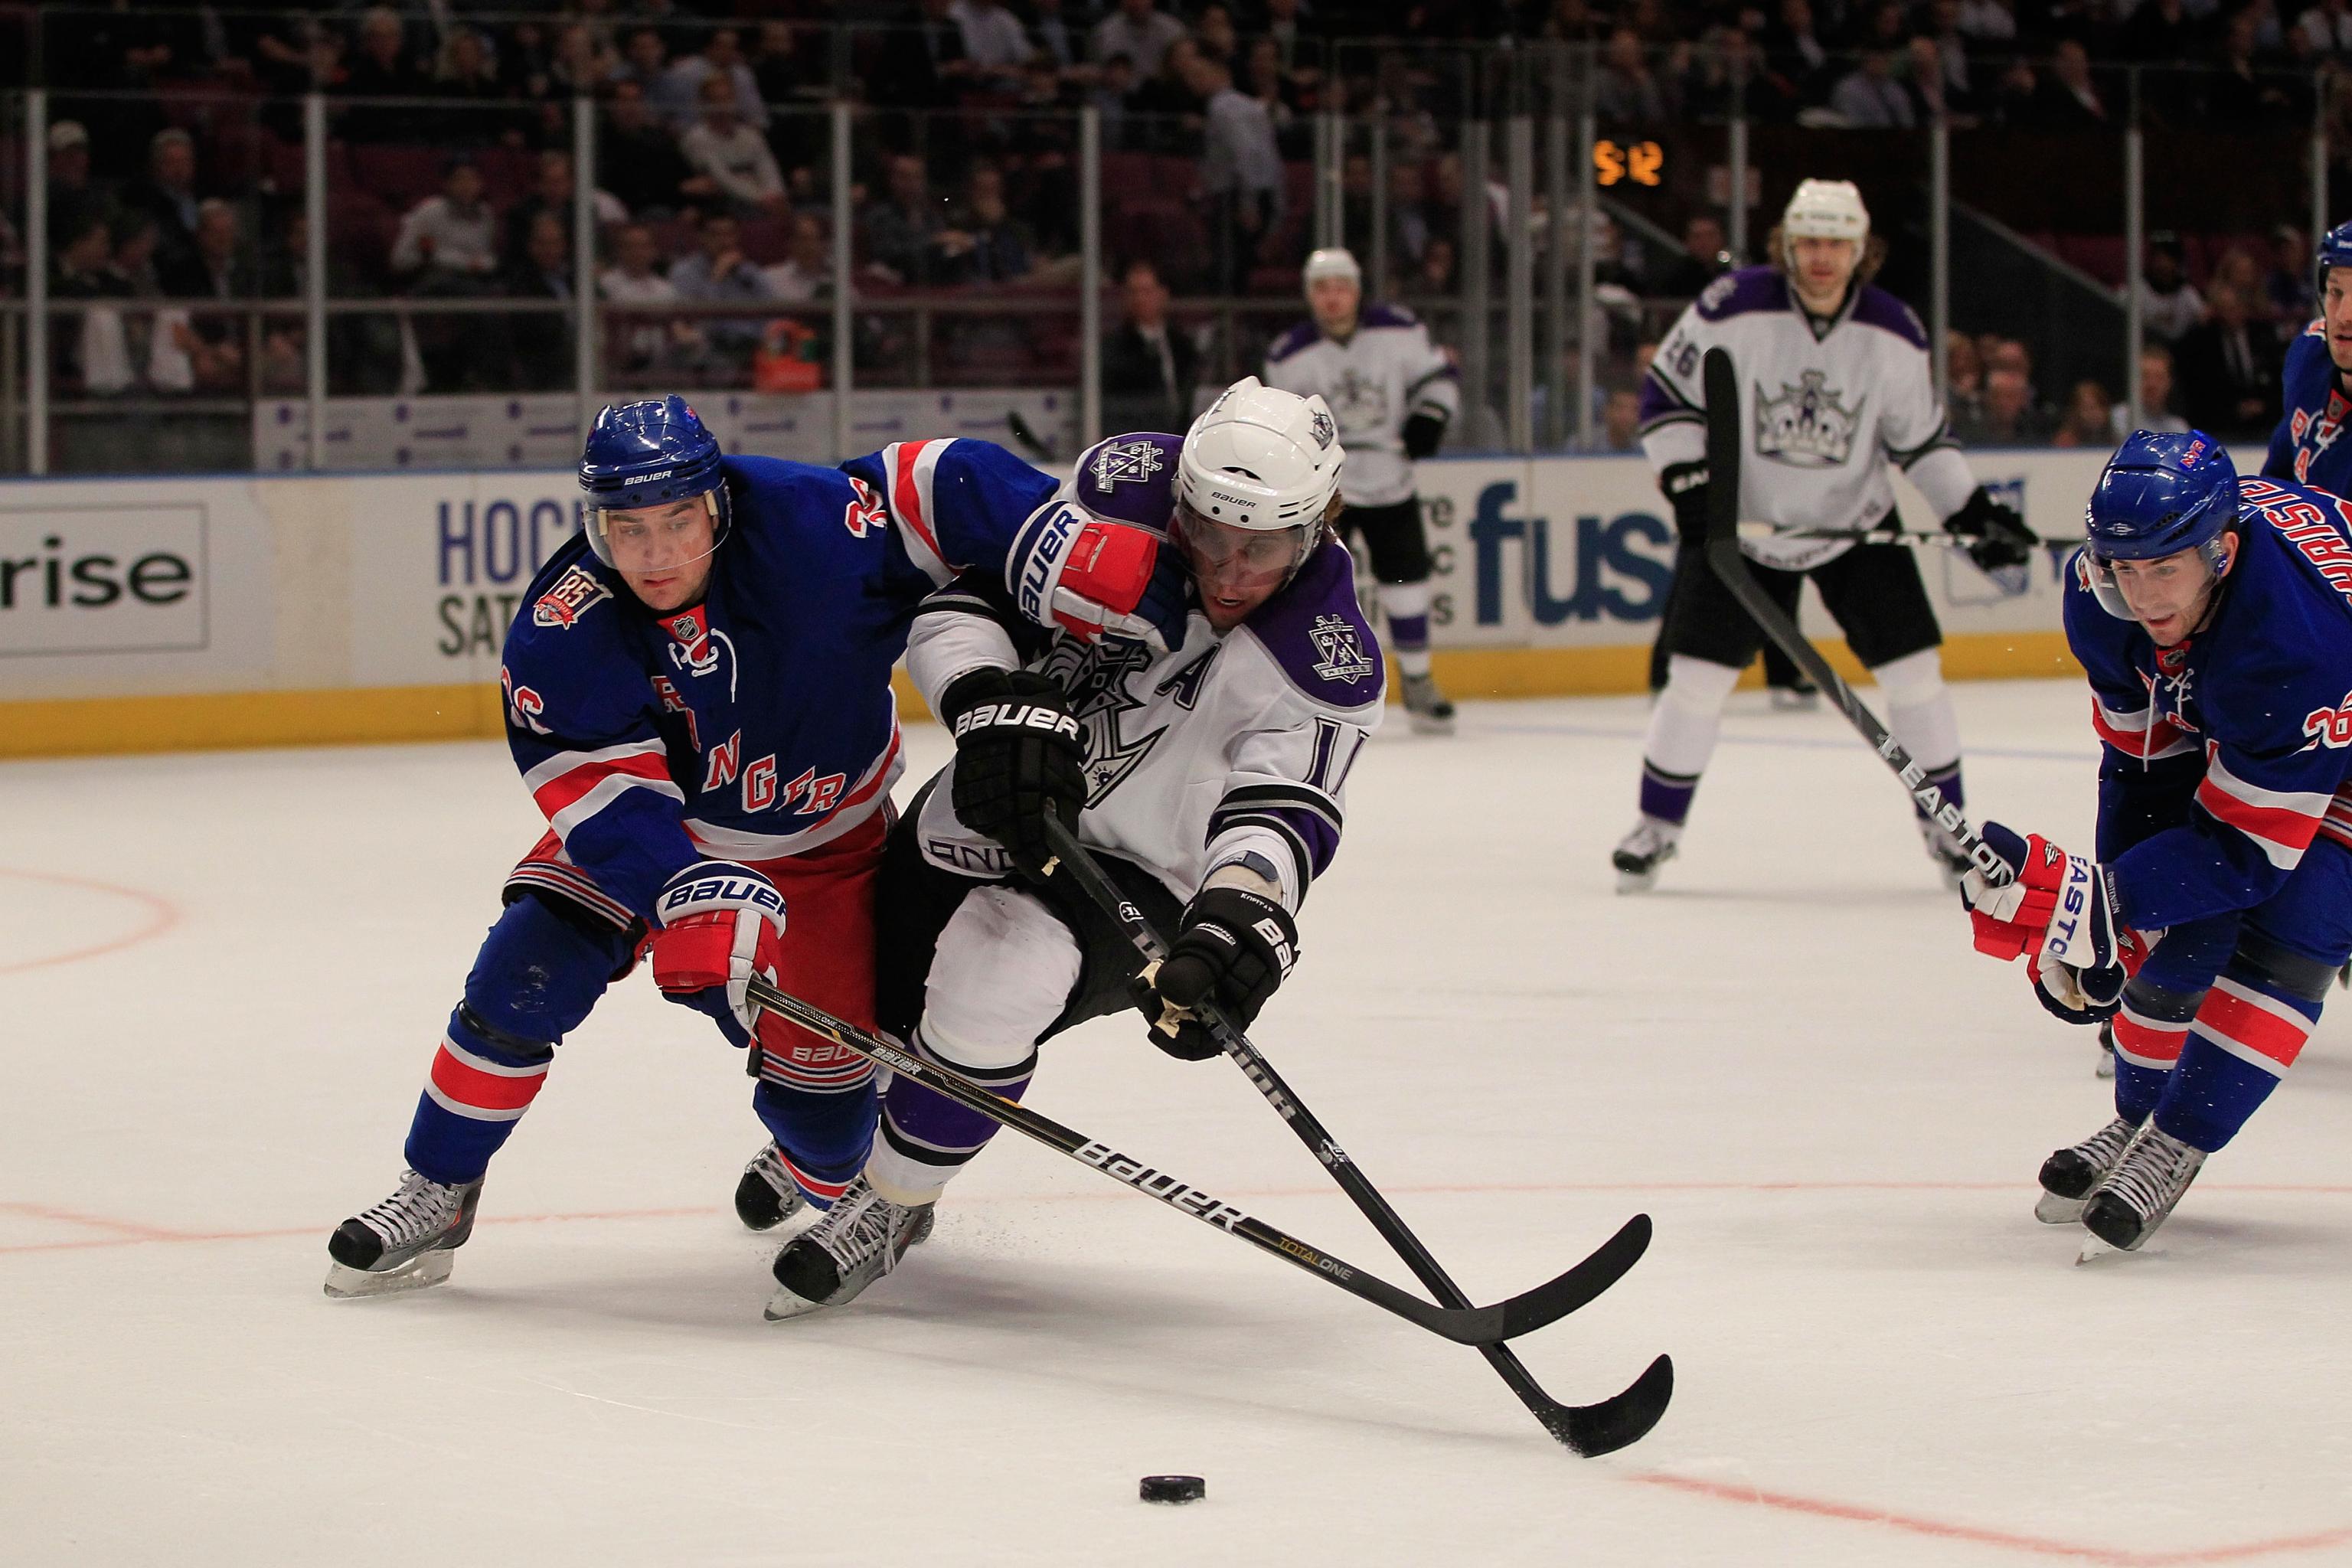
<box><xmin>740</xmin><ymin>972</ymin><xmax>1606</xmax><ymax>1348</ymax></box>
<box><xmin>1036</xmin><ymin>817</ymin><xmax>1675</xmax><ymax>1457</ymax></box>
<box><xmin>1735</xmin><ymin>521</ymin><xmax>2086</xmax><ymax>550</ymax></box>
<box><xmin>1700</xmin><ymin>345</ymin><xmax>2014</xmax><ymax>887</ymax></box>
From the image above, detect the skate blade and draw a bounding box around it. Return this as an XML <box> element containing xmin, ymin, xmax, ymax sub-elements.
<box><xmin>324</xmin><ymin>1249</ymin><xmax>456</xmax><ymax>1299</ymax></box>
<box><xmin>1406</xmin><ymin>713</ymin><xmax>1456</xmax><ymax>737</ymax></box>
<box><xmin>762</xmin><ymin>1287</ymin><xmax>831</xmax><ymax>1322</ymax></box>
<box><xmin>2035</xmin><ymin>1192</ymin><xmax>2088</xmax><ymax>1224</ymax></box>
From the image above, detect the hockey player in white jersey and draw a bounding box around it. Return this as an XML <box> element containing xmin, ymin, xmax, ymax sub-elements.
<box><xmin>764</xmin><ymin>381</ymin><xmax>1383</xmax><ymax>1315</ymax></box>
<box><xmin>1614</xmin><ymin>179</ymin><xmax>2037</xmax><ymax>890</ymax></box>
<box><xmin>1264</xmin><ymin>247</ymin><xmax>1459</xmax><ymax>733</ymax></box>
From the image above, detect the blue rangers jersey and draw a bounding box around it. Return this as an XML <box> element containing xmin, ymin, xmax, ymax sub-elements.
<box><xmin>2066</xmin><ymin>472</ymin><xmax>2352</xmax><ymax>932</ymax></box>
<box><xmin>499</xmin><ymin>439</ymin><xmax>1059</xmax><ymax>924</ymax></box>
<box><xmin>2262</xmin><ymin>319</ymin><xmax>2352</xmax><ymax>494</ymax></box>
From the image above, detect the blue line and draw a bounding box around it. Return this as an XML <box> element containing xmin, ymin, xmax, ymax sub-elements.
<box><xmin>1473</xmin><ymin>718</ymin><xmax>2096</xmax><ymax>763</ymax></box>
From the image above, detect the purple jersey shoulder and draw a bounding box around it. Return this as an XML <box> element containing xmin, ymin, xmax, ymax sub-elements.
<box><xmin>1267</xmin><ymin>321</ymin><xmax>1319</xmax><ymax>364</ymax></box>
<box><xmin>1067</xmin><ymin>432</ymin><xmax>1182</xmax><ymax>532</ymax></box>
<box><xmin>1359</xmin><ymin>302</ymin><xmax>1421</xmax><ymax>331</ymax></box>
<box><xmin>1850</xmin><ymin>285</ymin><xmax>1930</xmax><ymax>351</ymax></box>
<box><xmin>1694</xmin><ymin>266</ymin><xmax>1792</xmax><ymax>323</ymax></box>
<box><xmin>1240</xmin><ymin>537</ymin><xmax>1385</xmax><ymax>709</ymax></box>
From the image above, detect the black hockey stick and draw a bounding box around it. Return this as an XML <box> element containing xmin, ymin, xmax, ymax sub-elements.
<box><xmin>1736</xmin><ymin>522</ymin><xmax>2086</xmax><ymax>550</ymax></box>
<box><xmin>1700</xmin><ymin>345</ymin><xmax>2014</xmax><ymax>887</ymax></box>
<box><xmin>1036</xmin><ymin>817</ymin><xmax>1674</xmax><ymax>1457</ymax></box>
<box><xmin>740</xmin><ymin>973</ymin><xmax>1600</xmax><ymax>1348</ymax></box>
<box><xmin>1005</xmin><ymin>410</ymin><xmax>1060</xmax><ymax>463</ymax></box>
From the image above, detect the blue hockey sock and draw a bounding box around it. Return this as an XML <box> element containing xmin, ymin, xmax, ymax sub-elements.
<box><xmin>753</xmin><ymin>1078</ymin><xmax>879</xmax><ymax>1210</ymax></box>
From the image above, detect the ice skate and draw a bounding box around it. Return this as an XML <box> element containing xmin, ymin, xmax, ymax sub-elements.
<box><xmin>2034</xmin><ymin>1115</ymin><xmax>2142</xmax><ymax>1224</ymax></box>
<box><xmin>1612</xmin><ymin>815</ymin><xmax>1681</xmax><ymax>893</ymax></box>
<box><xmin>764</xmin><ymin>1176</ymin><xmax>936</xmax><ymax>1320</ymax></box>
<box><xmin>325</xmin><ymin>1170</ymin><xmax>483</xmax><ymax>1298</ymax></box>
<box><xmin>2080</xmin><ymin>1124</ymin><xmax>2205</xmax><ymax>1252</ymax></box>
<box><xmin>733</xmin><ymin>1142</ymin><xmax>809</xmax><ymax>1233</ymax></box>
<box><xmin>1400</xmin><ymin>671</ymin><xmax>1456</xmax><ymax>735</ymax></box>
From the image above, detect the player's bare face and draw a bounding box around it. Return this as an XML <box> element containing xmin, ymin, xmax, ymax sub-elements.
<box><xmin>605</xmin><ymin>498</ymin><xmax>717</xmax><ymax>612</ymax></box>
<box><xmin>1178</xmin><ymin>506</ymin><xmax>1303</xmax><ymax>629</ymax></box>
<box><xmin>1789</xmin><ymin>236</ymin><xmax>1858</xmax><ymax>315</ymax></box>
<box><xmin>2324</xmin><ymin>270</ymin><xmax>2352</xmax><ymax>373</ymax></box>
<box><xmin>1309</xmin><ymin>276</ymin><xmax>1361</xmax><ymax>338</ymax></box>
<box><xmin>2109</xmin><ymin>546</ymin><xmax>2222</xmax><ymax>646</ymax></box>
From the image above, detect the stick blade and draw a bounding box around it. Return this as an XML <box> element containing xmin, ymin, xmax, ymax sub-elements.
<box><xmin>1497</xmin><ymin>1213</ymin><xmax>1653</xmax><ymax>1341</ymax></box>
<box><xmin>1544</xmin><ymin>1353</ymin><xmax>1675</xmax><ymax>1457</ymax></box>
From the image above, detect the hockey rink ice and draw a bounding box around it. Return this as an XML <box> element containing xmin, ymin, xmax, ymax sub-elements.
<box><xmin>6</xmin><ymin>679</ymin><xmax>2350</xmax><ymax>1567</ymax></box>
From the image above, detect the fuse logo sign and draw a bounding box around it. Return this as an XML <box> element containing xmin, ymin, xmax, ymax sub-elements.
<box><xmin>0</xmin><ymin>505</ymin><xmax>207</xmax><ymax>657</ymax></box>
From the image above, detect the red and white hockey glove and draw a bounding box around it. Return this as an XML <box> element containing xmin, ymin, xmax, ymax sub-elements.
<box><xmin>1961</xmin><ymin>822</ymin><xmax>2148</xmax><ymax>1016</ymax></box>
<box><xmin>1009</xmin><ymin>503</ymin><xmax>1189</xmax><ymax>652</ymax></box>
<box><xmin>651</xmin><ymin>860</ymin><xmax>787</xmax><ymax>1047</ymax></box>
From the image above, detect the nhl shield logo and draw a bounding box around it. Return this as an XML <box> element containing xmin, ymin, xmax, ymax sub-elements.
<box><xmin>1090</xmin><ymin>439</ymin><xmax>1165</xmax><ymax>488</ymax></box>
<box><xmin>1308</xmin><ymin>614</ymin><xmax>1375</xmax><ymax>686</ymax></box>
<box><xmin>1754</xmin><ymin>371</ymin><xmax>1863</xmax><ymax>469</ymax></box>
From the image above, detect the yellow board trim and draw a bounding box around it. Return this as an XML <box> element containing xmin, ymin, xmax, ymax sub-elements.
<box><xmin>0</xmin><ymin>633</ymin><xmax>2082</xmax><ymax>760</ymax></box>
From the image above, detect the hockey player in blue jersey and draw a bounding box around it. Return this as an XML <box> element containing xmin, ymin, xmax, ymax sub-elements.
<box><xmin>762</xmin><ymin>380</ymin><xmax>1386</xmax><ymax>1317</ymax></box>
<box><xmin>1960</xmin><ymin>431</ymin><xmax>2352</xmax><ymax>1252</ymax></box>
<box><xmin>325</xmin><ymin>396</ymin><xmax>1187</xmax><ymax>1298</ymax></box>
<box><xmin>2263</xmin><ymin>221</ymin><xmax>2352</xmax><ymax>495</ymax></box>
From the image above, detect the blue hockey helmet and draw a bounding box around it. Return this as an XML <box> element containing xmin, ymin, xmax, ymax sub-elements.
<box><xmin>577</xmin><ymin>395</ymin><xmax>732</xmax><ymax>569</ymax></box>
<box><xmin>2081</xmin><ymin>429</ymin><xmax>2242</xmax><ymax>619</ymax></box>
<box><xmin>2316</xmin><ymin>220</ymin><xmax>2352</xmax><ymax>299</ymax></box>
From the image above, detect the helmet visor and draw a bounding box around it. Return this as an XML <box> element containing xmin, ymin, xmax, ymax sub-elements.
<box><xmin>1174</xmin><ymin>501</ymin><xmax>1311</xmax><ymax>597</ymax></box>
<box><xmin>588</xmin><ymin>492</ymin><xmax>722</xmax><ymax>575</ymax></box>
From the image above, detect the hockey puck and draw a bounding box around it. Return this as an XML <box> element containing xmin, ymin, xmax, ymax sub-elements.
<box><xmin>1139</xmin><ymin>1475</ymin><xmax>1205</xmax><ymax>1504</ymax></box>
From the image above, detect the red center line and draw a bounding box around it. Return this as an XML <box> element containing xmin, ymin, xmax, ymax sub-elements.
<box><xmin>0</xmin><ymin>1204</ymin><xmax>721</xmax><ymax>1256</ymax></box>
<box><xmin>1630</xmin><ymin>1473</ymin><xmax>2352</xmax><ymax>1567</ymax></box>
<box><xmin>0</xmin><ymin>868</ymin><xmax>181</xmax><ymax>976</ymax></box>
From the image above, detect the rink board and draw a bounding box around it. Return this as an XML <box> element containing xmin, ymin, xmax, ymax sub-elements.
<box><xmin>0</xmin><ymin>447</ymin><xmax>2138</xmax><ymax>756</ymax></box>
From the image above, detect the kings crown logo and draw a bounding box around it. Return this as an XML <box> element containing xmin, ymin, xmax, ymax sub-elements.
<box><xmin>1090</xmin><ymin>438</ymin><xmax>1165</xmax><ymax>489</ymax></box>
<box><xmin>1308</xmin><ymin>614</ymin><xmax>1375</xmax><ymax>686</ymax></box>
<box><xmin>1754</xmin><ymin>371</ymin><xmax>1863</xmax><ymax>469</ymax></box>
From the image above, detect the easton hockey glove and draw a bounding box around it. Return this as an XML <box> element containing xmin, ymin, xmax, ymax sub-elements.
<box><xmin>1658</xmin><ymin>459</ymin><xmax>1710</xmax><ymax>543</ymax></box>
<box><xmin>1006</xmin><ymin>501</ymin><xmax>1189</xmax><ymax>651</ymax></box>
<box><xmin>1138</xmin><ymin>887</ymin><xmax>1299</xmax><ymax>1060</ymax></box>
<box><xmin>652</xmin><ymin>860</ymin><xmax>788</xmax><ymax>1047</ymax></box>
<box><xmin>1943</xmin><ymin>487</ymin><xmax>2037</xmax><ymax>572</ymax></box>
<box><xmin>1962</xmin><ymin>822</ymin><xmax>2148</xmax><ymax>1012</ymax></box>
<box><xmin>941</xmin><ymin>666</ymin><xmax>1088</xmax><ymax>875</ymax></box>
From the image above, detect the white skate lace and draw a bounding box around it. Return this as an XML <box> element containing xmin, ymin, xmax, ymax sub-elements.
<box><xmin>812</xmin><ymin>1183</ymin><xmax>912</xmax><ymax>1275</ymax></box>
<box><xmin>1617</xmin><ymin>819</ymin><xmax>1677</xmax><ymax>859</ymax></box>
<box><xmin>358</xmin><ymin>1171</ymin><xmax>462</xmax><ymax>1248</ymax></box>
<box><xmin>2072</xmin><ymin>1116</ymin><xmax>2141</xmax><ymax>1175</ymax></box>
<box><xmin>2099</xmin><ymin>1127</ymin><xmax>2203</xmax><ymax>1220</ymax></box>
<box><xmin>747</xmin><ymin>1145</ymin><xmax>795</xmax><ymax>1198</ymax></box>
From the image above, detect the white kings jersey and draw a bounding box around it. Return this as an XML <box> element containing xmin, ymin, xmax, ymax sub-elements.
<box><xmin>907</xmin><ymin>534</ymin><xmax>1383</xmax><ymax>915</ymax></box>
<box><xmin>1638</xmin><ymin>266</ymin><xmax>1978</xmax><ymax>572</ymax></box>
<box><xmin>1264</xmin><ymin>304</ymin><xmax>1460</xmax><ymax>508</ymax></box>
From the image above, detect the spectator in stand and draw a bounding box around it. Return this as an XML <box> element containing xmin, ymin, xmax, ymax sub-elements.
<box><xmin>1246</xmin><ymin>34</ymin><xmax>1307</xmax><ymax>155</ymax></box>
<box><xmin>392</xmin><ymin>158</ymin><xmax>506</xmax><ymax>391</ymax></box>
<box><xmin>1946</xmin><ymin>330</ymin><xmax>1985</xmax><ymax>428</ymax></box>
<box><xmin>1195</xmin><ymin>5</ymin><xmax>1241</xmax><ymax>69</ymax></box>
<box><xmin>1029</xmin><ymin>0</ymin><xmax>1086</xmax><ymax>73</ymax></box>
<box><xmin>1960</xmin><ymin>365</ymin><xmax>2046</xmax><ymax>443</ymax></box>
<box><xmin>340</xmin><ymin>6</ymin><xmax>430</xmax><ymax>145</ymax></box>
<box><xmin>2209</xmin><ymin>244</ymin><xmax>2275</xmax><ymax>329</ymax></box>
<box><xmin>2268</xmin><ymin>225</ymin><xmax>2318</xmax><ymax>325</ymax></box>
<box><xmin>863</xmin><ymin>154</ymin><xmax>952</xmax><ymax>286</ymax></box>
<box><xmin>616</xmin><ymin>28</ymin><xmax>671</xmax><ymax>97</ymax></box>
<box><xmin>1387</xmin><ymin>158</ymin><xmax>1434</xmax><ymax>275</ymax></box>
<box><xmin>129</xmin><ymin>129</ymin><xmax>204</xmax><ymax>281</ymax></box>
<box><xmin>1957</xmin><ymin>0</ymin><xmax>2019</xmax><ymax>42</ymax></box>
<box><xmin>2029</xmin><ymin>39</ymin><xmax>2110</xmax><ymax>128</ymax></box>
<box><xmin>1651</xmin><ymin>214</ymin><xmax>1730</xmax><ymax>297</ymax></box>
<box><xmin>764</xmin><ymin>214</ymin><xmax>833</xmax><ymax>305</ymax></box>
<box><xmin>872</xmin><ymin>0</ymin><xmax>976</xmax><ymax>109</ymax></box>
<box><xmin>1765</xmin><ymin>0</ymin><xmax>1833</xmax><ymax>107</ymax></box>
<box><xmin>1596</xmin><ymin>28</ymin><xmax>1674</xmax><ymax>126</ymax></box>
<box><xmin>161</xmin><ymin>198</ymin><xmax>253</xmax><ymax>303</ymax></box>
<box><xmin>669</xmin><ymin>207</ymin><xmax>775</xmax><ymax>383</ymax></box>
<box><xmin>1093</xmin><ymin>0</ymin><xmax>1190</xmax><ymax>80</ymax></box>
<box><xmin>506</xmin><ymin>211</ymin><xmax>577</xmax><ymax>392</ymax></box>
<box><xmin>1193</xmin><ymin>51</ymin><xmax>1284</xmax><ymax>294</ymax></box>
<box><xmin>51</xmin><ymin>212</ymin><xmax>136</xmax><ymax>396</ymax></box>
<box><xmin>46</xmin><ymin>122</ymin><xmax>103</xmax><ymax>243</ymax></box>
<box><xmin>751</xmin><ymin>23</ymin><xmax>829</xmax><ymax>188</ymax></box>
<box><xmin>2175</xmin><ymin>280</ymin><xmax>2282</xmax><ymax>438</ymax></box>
<box><xmin>112</xmin><ymin>212</ymin><xmax>165</xmax><ymax>299</ymax></box>
<box><xmin>1683</xmin><ymin>27</ymin><xmax>1772</xmax><ymax>122</ymax></box>
<box><xmin>1417</xmin><ymin>235</ymin><xmax>1459</xmax><ymax>292</ymax></box>
<box><xmin>2210</xmin><ymin>11</ymin><xmax>2299</xmax><ymax>126</ymax></box>
<box><xmin>952</xmin><ymin>0</ymin><xmax>1037</xmax><ymax>88</ymax></box>
<box><xmin>1902</xmin><ymin>37</ymin><xmax>1956</xmax><ymax>125</ymax></box>
<box><xmin>260</xmin><ymin>210</ymin><xmax>403</xmax><ymax>395</ymax></box>
<box><xmin>1102</xmin><ymin>257</ymin><xmax>1200</xmax><ymax>432</ymax></box>
<box><xmin>1093</xmin><ymin>54</ymin><xmax>1140</xmax><ymax>149</ymax></box>
<box><xmin>506</xmin><ymin>151</ymin><xmax>627</xmax><ymax>261</ymax></box>
<box><xmin>603</xmin><ymin>80</ymin><xmax>703</xmax><ymax>220</ymax></box>
<box><xmin>1587</xmin><ymin>386</ymin><xmax>1643</xmax><ymax>452</ymax></box>
<box><xmin>2051</xmin><ymin>379</ymin><xmax>2114</xmax><ymax>447</ymax></box>
<box><xmin>601</xmin><ymin>220</ymin><xmax>687</xmax><ymax>384</ymax></box>
<box><xmin>1136</xmin><ymin>38</ymin><xmax>1208</xmax><ymax>150</ymax></box>
<box><xmin>2112</xmin><ymin>343</ymin><xmax>2190</xmax><ymax>437</ymax></box>
<box><xmin>940</xmin><ymin>164</ymin><xmax>1035</xmax><ymax>284</ymax></box>
<box><xmin>2135</xmin><ymin>235</ymin><xmax>2205</xmax><ymax>345</ymax></box>
<box><xmin>547</xmin><ymin>23</ymin><xmax>619</xmax><ymax>99</ymax></box>
<box><xmin>656</xmin><ymin>26</ymin><xmax>766</xmax><ymax>132</ymax></box>
<box><xmin>2302</xmin><ymin>0</ymin><xmax>2352</xmax><ymax>56</ymax></box>
<box><xmin>680</xmin><ymin>74</ymin><xmax>790</xmax><ymax>218</ymax></box>
<box><xmin>1918</xmin><ymin>0</ymin><xmax>1978</xmax><ymax>116</ymax></box>
<box><xmin>1830</xmin><ymin>47</ymin><xmax>1915</xmax><ymax>127</ymax></box>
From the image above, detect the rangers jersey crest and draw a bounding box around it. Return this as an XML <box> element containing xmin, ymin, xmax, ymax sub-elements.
<box><xmin>1754</xmin><ymin>371</ymin><xmax>1864</xmax><ymax>469</ymax></box>
<box><xmin>1308</xmin><ymin>614</ymin><xmax>1376</xmax><ymax>686</ymax></box>
<box><xmin>533</xmin><ymin>564</ymin><xmax>612</xmax><ymax>630</ymax></box>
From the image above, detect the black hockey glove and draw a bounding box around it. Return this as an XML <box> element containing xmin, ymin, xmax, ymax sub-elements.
<box><xmin>1135</xmin><ymin>887</ymin><xmax>1299</xmax><ymax>1060</ymax></box>
<box><xmin>940</xmin><ymin>666</ymin><xmax>1086</xmax><ymax>876</ymax></box>
<box><xmin>1944</xmin><ymin>486</ymin><xmax>2037</xmax><ymax>572</ymax></box>
<box><xmin>1401</xmin><ymin>411</ymin><xmax>1447</xmax><ymax>461</ymax></box>
<box><xmin>1658</xmin><ymin>459</ymin><xmax>1710</xmax><ymax>543</ymax></box>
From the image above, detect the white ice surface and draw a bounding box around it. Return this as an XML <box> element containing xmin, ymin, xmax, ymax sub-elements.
<box><xmin>4</xmin><ymin>681</ymin><xmax>2350</xmax><ymax>1567</ymax></box>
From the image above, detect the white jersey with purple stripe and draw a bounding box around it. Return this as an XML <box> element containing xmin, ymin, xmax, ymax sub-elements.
<box><xmin>498</xmin><ymin>439</ymin><xmax>1059</xmax><ymax>923</ymax></box>
<box><xmin>1639</xmin><ymin>266</ymin><xmax>1978</xmax><ymax>571</ymax></box>
<box><xmin>906</xmin><ymin>449</ymin><xmax>1385</xmax><ymax>913</ymax></box>
<box><xmin>2065</xmin><ymin>473</ymin><xmax>2352</xmax><ymax>931</ymax></box>
<box><xmin>1263</xmin><ymin>303</ymin><xmax>1459</xmax><ymax>508</ymax></box>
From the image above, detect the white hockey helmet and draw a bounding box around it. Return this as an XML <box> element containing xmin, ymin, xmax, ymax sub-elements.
<box><xmin>1780</xmin><ymin>178</ymin><xmax>1870</xmax><ymax>262</ymax></box>
<box><xmin>1302</xmin><ymin>247</ymin><xmax>1362</xmax><ymax>292</ymax></box>
<box><xmin>1174</xmin><ymin>377</ymin><xmax>1343</xmax><ymax>596</ymax></box>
